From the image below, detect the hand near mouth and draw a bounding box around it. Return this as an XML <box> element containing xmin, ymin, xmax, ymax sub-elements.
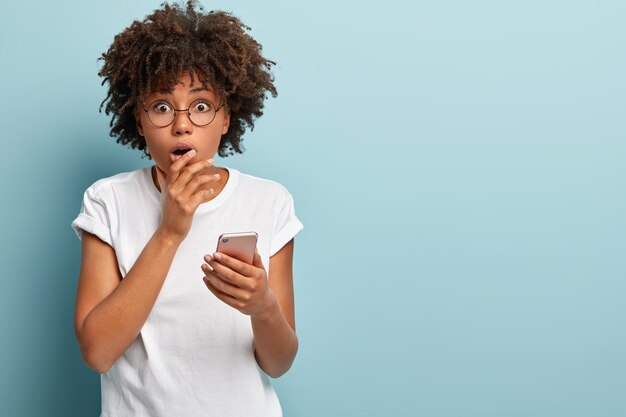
<box><xmin>169</xmin><ymin>142</ymin><xmax>196</xmax><ymax>162</ymax></box>
<box><xmin>154</xmin><ymin>149</ymin><xmax>221</xmax><ymax>242</ymax></box>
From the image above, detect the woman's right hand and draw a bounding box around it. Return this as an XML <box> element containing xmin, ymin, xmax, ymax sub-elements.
<box><xmin>154</xmin><ymin>150</ymin><xmax>220</xmax><ymax>242</ymax></box>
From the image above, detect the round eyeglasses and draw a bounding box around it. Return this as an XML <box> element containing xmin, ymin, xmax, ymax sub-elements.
<box><xmin>142</xmin><ymin>98</ymin><xmax>225</xmax><ymax>127</ymax></box>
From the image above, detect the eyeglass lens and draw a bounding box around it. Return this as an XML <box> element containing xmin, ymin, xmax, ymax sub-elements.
<box><xmin>146</xmin><ymin>99</ymin><xmax>217</xmax><ymax>127</ymax></box>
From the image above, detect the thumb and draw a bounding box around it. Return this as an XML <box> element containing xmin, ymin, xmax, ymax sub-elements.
<box><xmin>252</xmin><ymin>247</ymin><xmax>264</xmax><ymax>269</ymax></box>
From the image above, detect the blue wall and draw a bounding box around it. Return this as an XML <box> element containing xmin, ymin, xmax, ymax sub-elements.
<box><xmin>1</xmin><ymin>1</ymin><xmax>625</xmax><ymax>416</ymax></box>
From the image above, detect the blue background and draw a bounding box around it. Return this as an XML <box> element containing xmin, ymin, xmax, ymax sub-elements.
<box><xmin>1</xmin><ymin>1</ymin><xmax>625</xmax><ymax>416</ymax></box>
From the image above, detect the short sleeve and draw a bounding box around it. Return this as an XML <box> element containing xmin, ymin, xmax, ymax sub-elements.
<box><xmin>270</xmin><ymin>191</ymin><xmax>304</xmax><ymax>257</ymax></box>
<box><xmin>71</xmin><ymin>187</ymin><xmax>113</xmax><ymax>247</ymax></box>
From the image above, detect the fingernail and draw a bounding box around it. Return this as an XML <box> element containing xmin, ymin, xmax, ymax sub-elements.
<box><xmin>204</xmin><ymin>254</ymin><xmax>212</xmax><ymax>262</ymax></box>
<box><xmin>186</xmin><ymin>149</ymin><xmax>196</xmax><ymax>157</ymax></box>
<box><xmin>214</xmin><ymin>173</ymin><xmax>220</xmax><ymax>180</ymax></box>
<box><xmin>207</xmin><ymin>158</ymin><xmax>214</xmax><ymax>164</ymax></box>
<box><xmin>213</xmin><ymin>252</ymin><xmax>222</xmax><ymax>261</ymax></box>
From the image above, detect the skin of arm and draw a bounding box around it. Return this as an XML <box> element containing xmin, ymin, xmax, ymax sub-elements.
<box><xmin>75</xmin><ymin>152</ymin><xmax>298</xmax><ymax>376</ymax></box>
<box><xmin>202</xmin><ymin>238</ymin><xmax>298</xmax><ymax>378</ymax></box>
<box><xmin>74</xmin><ymin>153</ymin><xmax>215</xmax><ymax>374</ymax></box>
<box><xmin>74</xmin><ymin>230</ymin><xmax>183</xmax><ymax>373</ymax></box>
<box><xmin>77</xmin><ymin>232</ymin><xmax>299</xmax><ymax>377</ymax></box>
<box><xmin>252</xmin><ymin>239</ymin><xmax>298</xmax><ymax>378</ymax></box>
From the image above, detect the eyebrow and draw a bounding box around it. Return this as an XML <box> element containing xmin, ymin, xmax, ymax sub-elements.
<box><xmin>157</xmin><ymin>87</ymin><xmax>210</xmax><ymax>94</ymax></box>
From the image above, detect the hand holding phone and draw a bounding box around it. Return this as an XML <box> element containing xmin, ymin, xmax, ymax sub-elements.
<box><xmin>203</xmin><ymin>231</ymin><xmax>274</xmax><ymax>318</ymax></box>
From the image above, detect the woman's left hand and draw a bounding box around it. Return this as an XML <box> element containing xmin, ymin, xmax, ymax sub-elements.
<box><xmin>201</xmin><ymin>249</ymin><xmax>277</xmax><ymax>318</ymax></box>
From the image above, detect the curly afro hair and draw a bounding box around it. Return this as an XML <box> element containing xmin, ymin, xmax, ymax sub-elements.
<box><xmin>98</xmin><ymin>0</ymin><xmax>277</xmax><ymax>158</ymax></box>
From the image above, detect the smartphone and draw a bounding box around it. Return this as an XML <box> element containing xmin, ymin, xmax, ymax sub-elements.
<box><xmin>216</xmin><ymin>232</ymin><xmax>258</xmax><ymax>264</ymax></box>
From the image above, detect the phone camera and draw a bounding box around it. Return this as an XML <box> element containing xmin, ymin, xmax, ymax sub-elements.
<box><xmin>222</xmin><ymin>238</ymin><xmax>229</xmax><ymax>243</ymax></box>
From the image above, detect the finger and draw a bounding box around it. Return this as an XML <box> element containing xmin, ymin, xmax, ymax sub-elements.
<box><xmin>208</xmin><ymin>252</ymin><xmax>256</xmax><ymax>278</ymax></box>
<box><xmin>189</xmin><ymin>186</ymin><xmax>215</xmax><ymax>206</ymax></box>
<box><xmin>203</xmin><ymin>275</ymin><xmax>244</xmax><ymax>309</ymax></box>
<box><xmin>205</xmin><ymin>258</ymin><xmax>251</xmax><ymax>289</ymax></box>
<box><xmin>252</xmin><ymin>248</ymin><xmax>264</xmax><ymax>270</ymax></box>
<box><xmin>201</xmin><ymin>266</ymin><xmax>248</xmax><ymax>300</ymax></box>
<box><xmin>175</xmin><ymin>159</ymin><xmax>218</xmax><ymax>191</ymax></box>
<box><xmin>166</xmin><ymin>149</ymin><xmax>199</xmax><ymax>185</ymax></box>
<box><xmin>179</xmin><ymin>170</ymin><xmax>220</xmax><ymax>199</ymax></box>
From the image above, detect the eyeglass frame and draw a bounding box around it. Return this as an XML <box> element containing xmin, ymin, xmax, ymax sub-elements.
<box><xmin>141</xmin><ymin>98</ymin><xmax>226</xmax><ymax>128</ymax></box>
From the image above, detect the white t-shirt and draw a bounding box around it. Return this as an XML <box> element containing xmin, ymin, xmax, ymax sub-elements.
<box><xmin>71</xmin><ymin>166</ymin><xmax>303</xmax><ymax>417</ymax></box>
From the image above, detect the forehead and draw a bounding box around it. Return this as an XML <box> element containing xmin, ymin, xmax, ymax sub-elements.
<box><xmin>150</xmin><ymin>72</ymin><xmax>217</xmax><ymax>97</ymax></box>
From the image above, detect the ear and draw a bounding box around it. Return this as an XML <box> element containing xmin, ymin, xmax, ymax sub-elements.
<box><xmin>136</xmin><ymin>114</ymin><xmax>144</xmax><ymax>136</ymax></box>
<box><xmin>221</xmin><ymin>108</ymin><xmax>231</xmax><ymax>135</ymax></box>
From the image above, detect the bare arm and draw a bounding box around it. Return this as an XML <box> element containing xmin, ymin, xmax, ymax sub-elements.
<box><xmin>74</xmin><ymin>230</ymin><xmax>181</xmax><ymax>373</ymax></box>
<box><xmin>202</xmin><ymin>238</ymin><xmax>298</xmax><ymax>378</ymax></box>
<box><xmin>251</xmin><ymin>238</ymin><xmax>298</xmax><ymax>378</ymax></box>
<box><xmin>75</xmin><ymin>151</ymin><xmax>218</xmax><ymax>373</ymax></box>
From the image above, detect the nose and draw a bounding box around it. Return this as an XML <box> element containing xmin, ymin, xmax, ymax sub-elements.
<box><xmin>171</xmin><ymin>110</ymin><xmax>193</xmax><ymax>136</ymax></box>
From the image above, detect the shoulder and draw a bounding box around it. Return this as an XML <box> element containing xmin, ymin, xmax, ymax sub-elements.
<box><xmin>232</xmin><ymin>168</ymin><xmax>295</xmax><ymax>205</ymax></box>
<box><xmin>84</xmin><ymin>167</ymin><xmax>148</xmax><ymax>201</ymax></box>
<box><xmin>87</xmin><ymin>167</ymin><xmax>147</xmax><ymax>193</ymax></box>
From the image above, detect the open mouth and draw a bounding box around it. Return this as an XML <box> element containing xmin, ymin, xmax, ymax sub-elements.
<box><xmin>169</xmin><ymin>142</ymin><xmax>196</xmax><ymax>162</ymax></box>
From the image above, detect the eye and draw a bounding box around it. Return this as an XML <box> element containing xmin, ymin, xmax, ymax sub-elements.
<box><xmin>152</xmin><ymin>102</ymin><xmax>172</xmax><ymax>113</ymax></box>
<box><xmin>192</xmin><ymin>101</ymin><xmax>213</xmax><ymax>113</ymax></box>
